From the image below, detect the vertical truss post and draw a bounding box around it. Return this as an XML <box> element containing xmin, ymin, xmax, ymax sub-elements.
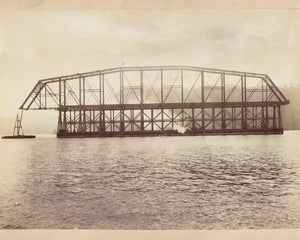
<box><xmin>221</xmin><ymin>107</ymin><xmax>225</xmax><ymax>130</ymax></box>
<box><xmin>192</xmin><ymin>108</ymin><xmax>195</xmax><ymax>131</ymax></box>
<box><xmin>141</xmin><ymin>109</ymin><xmax>144</xmax><ymax>132</ymax></box>
<box><xmin>212</xmin><ymin>107</ymin><xmax>215</xmax><ymax>130</ymax></box>
<box><xmin>72</xmin><ymin>110</ymin><xmax>75</xmax><ymax>132</ymax></box>
<box><xmin>100</xmin><ymin>110</ymin><xmax>105</xmax><ymax>132</ymax></box>
<box><xmin>278</xmin><ymin>106</ymin><xmax>282</xmax><ymax>129</ymax></box>
<box><xmin>112</xmin><ymin>110</ymin><xmax>115</xmax><ymax>132</ymax></box>
<box><xmin>101</xmin><ymin>74</ymin><xmax>105</xmax><ymax>105</ymax></box>
<box><xmin>63</xmin><ymin>80</ymin><xmax>66</xmax><ymax>106</ymax></box>
<box><xmin>130</xmin><ymin>109</ymin><xmax>134</xmax><ymax>131</ymax></box>
<box><xmin>266</xmin><ymin>106</ymin><xmax>269</xmax><ymax>129</ymax></box>
<box><xmin>79</xmin><ymin>77</ymin><xmax>82</xmax><ymax>105</ymax></box>
<box><xmin>92</xmin><ymin>110</ymin><xmax>95</xmax><ymax>132</ymax></box>
<box><xmin>109</xmin><ymin>110</ymin><xmax>112</xmax><ymax>132</ymax></box>
<box><xmin>58</xmin><ymin>78</ymin><xmax>63</xmax><ymax>132</ymax></box>
<box><xmin>181</xmin><ymin>67</ymin><xmax>184</xmax><ymax>103</ymax></box>
<box><xmin>59</xmin><ymin>77</ymin><xmax>62</xmax><ymax>107</ymax></box>
<box><xmin>262</xmin><ymin>106</ymin><xmax>265</xmax><ymax>129</ymax></box>
<box><xmin>99</xmin><ymin>74</ymin><xmax>102</xmax><ymax>105</ymax></box>
<box><xmin>261</xmin><ymin>79</ymin><xmax>264</xmax><ymax>101</ymax></box>
<box><xmin>140</xmin><ymin>70</ymin><xmax>144</xmax><ymax>131</ymax></box>
<box><xmin>88</xmin><ymin>111</ymin><xmax>91</xmax><ymax>132</ymax></box>
<box><xmin>241</xmin><ymin>74</ymin><xmax>247</xmax><ymax>130</ymax></box>
<box><xmin>96</xmin><ymin>110</ymin><xmax>99</xmax><ymax>133</ymax></box>
<box><xmin>255</xmin><ymin>106</ymin><xmax>258</xmax><ymax>128</ymax></box>
<box><xmin>101</xmin><ymin>74</ymin><xmax>105</xmax><ymax>132</ymax></box>
<box><xmin>244</xmin><ymin>74</ymin><xmax>247</xmax><ymax>102</ymax></box>
<box><xmin>140</xmin><ymin>70</ymin><xmax>144</xmax><ymax>104</ymax></box>
<box><xmin>232</xmin><ymin>107</ymin><xmax>235</xmax><ymax>129</ymax></box>
<box><xmin>241</xmin><ymin>75</ymin><xmax>244</xmax><ymax>130</ymax></box>
<box><xmin>95</xmin><ymin>110</ymin><xmax>97</xmax><ymax>132</ymax></box>
<box><xmin>252</xmin><ymin>106</ymin><xmax>255</xmax><ymax>128</ymax></box>
<box><xmin>201</xmin><ymin>71</ymin><xmax>204</xmax><ymax>103</ymax></box>
<box><xmin>202</xmin><ymin>108</ymin><xmax>205</xmax><ymax>131</ymax></box>
<box><xmin>241</xmin><ymin>75</ymin><xmax>244</xmax><ymax>103</ymax></box>
<box><xmin>161</xmin><ymin>69</ymin><xmax>164</xmax><ymax>104</ymax></box>
<box><xmin>83</xmin><ymin>77</ymin><xmax>86</xmax><ymax>132</ymax></box>
<box><xmin>181</xmin><ymin>108</ymin><xmax>184</xmax><ymax>127</ymax></box>
<box><xmin>231</xmin><ymin>107</ymin><xmax>234</xmax><ymax>129</ymax></box>
<box><xmin>82</xmin><ymin>77</ymin><xmax>85</xmax><ymax>106</ymax></box>
<box><xmin>265</xmin><ymin>81</ymin><xmax>268</xmax><ymax>102</ymax></box>
<box><xmin>120</xmin><ymin>70</ymin><xmax>123</xmax><ymax>105</ymax></box>
<box><xmin>151</xmin><ymin>108</ymin><xmax>154</xmax><ymax>131</ymax></box>
<box><xmin>201</xmin><ymin>71</ymin><xmax>205</xmax><ymax>131</ymax></box>
<box><xmin>221</xmin><ymin>73</ymin><xmax>225</xmax><ymax>129</ymax></box>
<box><xmin>78</xmin><ymin>77</ymin><xmax>82</xmax><ymax>132</ymax></box>
<box><xmin>171</xmin><ymin>108</ymin><xmax>174</xmax><ymax>130</ymax></box>
<box><xmin>274</xmin><ymin>106</ymin><xmax>279</xmax><ymax>129</ymax></box>
<box><xmin>79</xmin><ymin>109</ymin><xmax>82</xmax><ymax>132</ymax></box>
<box><xmin>221</xmin><ymin>73</ymin><xmax>225</xmax><ymax>102</ymax></box>
<box><xmin>245</xmin><ymin>106</ymin><xmax>248</xmax><ymax>130</ymax></box>
<box><xmin>120</xmin><ymin>70</ymin><xmax>124</xmax><ymax>132</ymax></box>
<box><xmin>161</xmin><ymin>108</ymin><xmax>164</xmax><ymax>130</ymax></box>
<box><xmin>63</xmin><ymin>80</ymin><xmax>67</xmax><ymax>131</ymax></box>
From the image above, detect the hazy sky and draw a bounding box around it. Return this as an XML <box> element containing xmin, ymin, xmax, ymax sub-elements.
<box><xmin>0</xmin><ymin>9</ymin><xmax>300</xmax><ymax>118</ymax></box>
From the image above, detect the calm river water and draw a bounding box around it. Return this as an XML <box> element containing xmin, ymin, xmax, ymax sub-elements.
<box><xmin>0</xmin><ymin>131</ymin><xmax>300</xmax><ymax>229</ymax></box>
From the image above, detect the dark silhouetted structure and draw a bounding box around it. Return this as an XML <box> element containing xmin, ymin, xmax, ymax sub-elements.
<box><xmin>20</xmin><ymin>66</ymin><xmax>289</xmax><ymax>137</ymax></box>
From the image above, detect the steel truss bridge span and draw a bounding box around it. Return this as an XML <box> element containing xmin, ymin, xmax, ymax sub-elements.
<box><xmin>20</xmin><ymin>66</ymin><xmax>289</xmax><ymax>137</ymax></box>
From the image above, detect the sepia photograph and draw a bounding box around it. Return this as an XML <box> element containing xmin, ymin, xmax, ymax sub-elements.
<box><xmin>0</xmin><ymin>1</ymin><xmax>300</xmax><ymax>239</ymax></box>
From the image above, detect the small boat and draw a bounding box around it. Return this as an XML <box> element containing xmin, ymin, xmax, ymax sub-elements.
<box><xmin>1</xmin><ymin>111</ymin><xmax>36</xmax><ymax>139</ymax></box>
<box><xmin>2</xmin><ymin>135</ymin><xmax>35</xmax><ymax>139</ymax></box>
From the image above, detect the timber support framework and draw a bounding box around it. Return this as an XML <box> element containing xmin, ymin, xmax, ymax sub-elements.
<box><xmin>20</xmin><ymin>66</ymin><xmax>289</xmax><ymax>137</ymax></box>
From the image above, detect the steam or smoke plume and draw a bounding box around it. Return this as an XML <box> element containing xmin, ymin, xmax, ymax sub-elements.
<box><xmin>173</xmin><ymin>123</ymin><xmax>186</xmax><ymax>134</ymax></box>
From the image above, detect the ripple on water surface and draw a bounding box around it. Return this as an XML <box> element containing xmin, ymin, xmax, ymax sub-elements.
<box><xmin>0</xmin><ymin>132</ymin><xmax>300</xmax><ymax>229</ymax></box>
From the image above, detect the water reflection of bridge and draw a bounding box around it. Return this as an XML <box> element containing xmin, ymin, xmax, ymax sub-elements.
<box><xmin>20</xmin><ymin>66</ymin><xmax>289</xmax><ymax>137</ymax></box>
